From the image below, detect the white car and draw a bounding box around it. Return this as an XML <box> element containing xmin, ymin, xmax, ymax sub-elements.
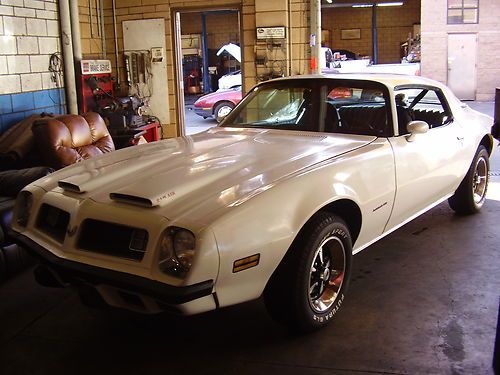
<box><xmin>10</xmin><ymin>74</ymin><xmax>497</xmax><ymax>332</ymax></box>
<box><xmin>217</xmin><ymin>43</ymin><xmax>242</xmax><ymax>90</ymax></box>
<box><xmin>217</xmin><ymin>70</ymin><xmax>242</xmax><ymax>90</ymax></box>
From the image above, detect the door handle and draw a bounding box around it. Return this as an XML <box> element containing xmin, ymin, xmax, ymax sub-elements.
<box><xmin>457</xmin><ymin>136</ymin><xmax>464</xmax><ymax>141</ymax></box>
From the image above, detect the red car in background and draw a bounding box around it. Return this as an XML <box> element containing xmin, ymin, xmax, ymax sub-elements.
<box><xmin>193</xmin><ymin>86</ymin><xmax>242</xmax><ymax>123</ymax></box>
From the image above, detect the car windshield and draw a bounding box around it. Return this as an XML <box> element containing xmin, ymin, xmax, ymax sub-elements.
<box><xmin>221</xmin><ymin>78</ymin><xmax>392</xmax><ymax>136</ymax></box>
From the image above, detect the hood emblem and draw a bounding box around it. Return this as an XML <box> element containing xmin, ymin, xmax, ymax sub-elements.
<box><xmin>156</xmin><ymin>191</ymin><xmax>176</xmax><ymax>204</ymax></box>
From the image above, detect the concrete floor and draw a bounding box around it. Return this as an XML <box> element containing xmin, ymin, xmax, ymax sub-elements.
<box><xmin>0</xmin><ymin>104</ymin><xmax>498</xmax><ymax>375</ymax></box>
<box><xmin>184</xmin><ymin>95</ymin><xmax>218</xmax><ymax>135</ymax></box>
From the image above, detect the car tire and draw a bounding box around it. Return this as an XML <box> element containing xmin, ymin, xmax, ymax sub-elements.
<box><xmin>214</xmin><ymin>102</ymin><xmax>234</xmax><ymax>123</ymax></box>
<box><xmin>448</xmin><ymin>145</ymin><xmax>489</xmax><ymax>214</ymax></box>
<box><xmin>263</xmin><ymin>212</ymin><xmax>352</xmax><ymax>332</ymax></box>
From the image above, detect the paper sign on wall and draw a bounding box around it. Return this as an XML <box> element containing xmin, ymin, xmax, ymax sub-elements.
<box><xmin>256</xmin><ymin>27</ymin><xmax>286</xmax><ymax>40</ymax></box>
<box><xmin>151</xmin><ymin>47</ymin><xmax>164</xmax><ymax>63</ymax></box>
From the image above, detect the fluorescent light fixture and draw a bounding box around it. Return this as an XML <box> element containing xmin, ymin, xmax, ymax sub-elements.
<box><xmin>322</xmin><ymin>1</ymin><xmax>403</xmax><ymax>8</ymax></box>
<box><xmin>377</xmin><ymin>2</ymin><xmax>404</xmax><ymax>6</ymax></box>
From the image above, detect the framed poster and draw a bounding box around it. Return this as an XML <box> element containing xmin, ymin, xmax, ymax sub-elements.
<box><xmin>341</xmin><ymin>29</ymin><xmax>361</xmax><ymax>40</ymax></box>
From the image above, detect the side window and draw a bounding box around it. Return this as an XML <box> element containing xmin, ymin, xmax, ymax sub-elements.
<box><xmin>395</xmin><ymin>87</ymin><xmax>452</xmax><ymax>135</ymax></box>
<box><xmin>325</xmin><ymin>86</ymin><xmax>388</xmax><ymax>136</ymax></box>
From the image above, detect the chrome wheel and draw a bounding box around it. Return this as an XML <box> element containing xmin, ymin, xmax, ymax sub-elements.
<box><xmin>308</xmin><ymin>236</ymin><xmax>346</xmax><ymax>313</ymax></box>
<box><xmin>263</xmin><ymin>213</ymin><xmax>352</xmax><ymax>332</ymax></box>
<box><xmin>472</xmin><ymin>156</ymin><xmax>488</xmax><ymax>205</ymax></box>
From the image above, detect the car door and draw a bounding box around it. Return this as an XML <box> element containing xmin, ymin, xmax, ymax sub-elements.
<box><xmin>385</xmin><ymin>85</ymin><xmax>470</xmax><ymax>230</ymax></box>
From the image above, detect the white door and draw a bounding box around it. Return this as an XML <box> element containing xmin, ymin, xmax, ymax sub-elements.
<box><xmin>386</xmin><ymin>124</ymin><xmax>466</xmax><ymax>230</ymax></box>
<box><xmin>123</xmin><ymin>19</ymin><xmax>170</xmax><ymax>125</ymax></box>
<box><xmin>385</xmin><ymin>86</ymin><xmax>469</xmax><ymax>231</ymax></box>
<box><xmin>447</xmin><ymin>33</ymin><xmax>477</xmax><ymax>100</ymax></box>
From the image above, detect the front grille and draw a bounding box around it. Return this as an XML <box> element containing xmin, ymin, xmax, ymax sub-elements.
<box><xmin>77</xmin><ymin>219</ymin><xmax>149</xmax><ymax>261</ymax></box>
<box><xmin>36</xmin><ymin>204</ymin><xmax>70</xmax><ymax>242</ymax></box>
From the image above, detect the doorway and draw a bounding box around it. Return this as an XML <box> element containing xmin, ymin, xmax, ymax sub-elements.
<box><xmin>447</xmin><ymin>33</ymin><xmax>477</xmax><ymax>100</ymax></box>
<box><xmin>173</xmin><ymin>8</ymin><xmax>241</xmax><ymax>136</ymax></box>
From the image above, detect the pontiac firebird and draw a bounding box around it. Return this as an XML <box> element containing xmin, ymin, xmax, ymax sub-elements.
<box><xmin>10</xmin><ymin>74</ymin><xmax>497</xmax><ymax>332</ymax></box>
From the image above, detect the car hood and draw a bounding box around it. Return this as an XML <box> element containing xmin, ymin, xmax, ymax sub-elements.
<box><xmin>34</xmin><ymin>127</ymin><xmax>376</xmax><ymax>224</ymax></box>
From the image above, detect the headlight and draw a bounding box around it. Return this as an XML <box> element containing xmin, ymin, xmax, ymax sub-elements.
<box><xmin>15</xmin><ymin>191</ymin><xmax>33</xmax><ymax>227</ymax></box>
<box><xmin>158</xmin><ymin>227</ymin><xmax>196</xmax><ymax>278</ymax></box>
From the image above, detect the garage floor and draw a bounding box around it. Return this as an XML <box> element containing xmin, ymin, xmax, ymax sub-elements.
<box><xmin>1</xmin><ymin>104</ymin><xmax>498</xmax><ymax>375</ymax></box>
<box><xmin>184</xmin><ymin>95</ymin><xmax>218</xmax><ymax>135</ymax></box>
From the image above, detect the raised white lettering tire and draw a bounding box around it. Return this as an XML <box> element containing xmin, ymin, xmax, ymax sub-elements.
<box><xmin>264</xmin><ymin>212</ymin><xmax>352</xmax><ymax>332</ymax></box>
<box><xmin>449</xmin><ymin>145</ymin><xmax>489</xmax><ymax>214</ymax></box>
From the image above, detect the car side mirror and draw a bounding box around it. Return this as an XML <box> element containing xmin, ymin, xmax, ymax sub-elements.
<box><xmin>406</xmin><ymin>120</ymin><xmax>429</xmax><ymax>142</ymax></box>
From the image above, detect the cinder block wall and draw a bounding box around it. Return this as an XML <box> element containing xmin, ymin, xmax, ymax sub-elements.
<box><xmin>85</xmin><ymin>0</ymin><xmax>259</xmax><ymax>138</ymax></box>
<box><xmin>322</xmin><ymin>0</ymin><xmax>421</xmax><ymax>64</ymax></box>
<box><xmin>75</xmin><ymin>0</ymin><xmax>312</xmax><ymax>138</ymax></box>
<box><xmin>421</xmin><ymin>0</ymin><xmax>500</xmax><ymax>100</ymax></box>
<box><xmin>180</xmin><ymin>12</ymin><xmax>239</xmax><ymax>50</ymax></box>
<box><xmin>98</xmin><ymin>0</ymin><xmax>246</xmax><ymax>138</ymax></box>
<box><xmin>78</xmin><ymin>0</ymin><xmax>104</xmax><ymax>58</ymax></box>
<box><xmin>0</xmin><ymin>0</ymin><xmax>65</xmax><ymax>134</ymax></box>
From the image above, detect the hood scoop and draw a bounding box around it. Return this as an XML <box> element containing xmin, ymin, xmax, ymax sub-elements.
<box><xmin>58</xmin><ymin>180</ymin><xmax>84</xmax><ymax>193</ymax></box>
<box><xmin>109</xmin><ymin>193</ymin><xmax>155</xmax><ymax>208</ymax></box>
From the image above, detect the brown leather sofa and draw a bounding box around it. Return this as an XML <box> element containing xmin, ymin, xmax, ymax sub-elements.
<box><xmin>0</xmin><ymin>112</ymin><xmax>115</xmax><ymax>281</ymax></box>
<box><xmin>32</xmin><ymin>112</ymin><xmax>115</xmax><ymax>169</ymax></box>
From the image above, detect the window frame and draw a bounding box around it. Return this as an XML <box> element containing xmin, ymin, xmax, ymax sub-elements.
<box><xmin>222</xmin><ymin>78</ymin><xmax>394</xmax><ymax>137</ymax></box>
<box><xmin>447</xmin><ymin>0</ymin><xmax>479</xmax><ymax>25</ymax></box>
<box><xmin>393</xmin><ymin>84</ymin><xmax>455</xmax><ymax>134</ymax></box>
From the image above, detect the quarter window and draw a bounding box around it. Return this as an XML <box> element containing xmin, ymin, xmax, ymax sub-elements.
<box><xmin>394</xmin><ymin>87</ymin><xmax>452</xmax><ymax>135</ymax></box>
<box><xmin>447</xmin><ymin>0</ymin><xmax>479</xmax><ymax>24</ymax></box>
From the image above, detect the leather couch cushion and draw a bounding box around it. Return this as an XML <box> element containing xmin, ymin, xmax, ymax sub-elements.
<box><xmin>32</xmin><ymin>112</ymin><xmax>115</xmax><ymax>169</ymax></box>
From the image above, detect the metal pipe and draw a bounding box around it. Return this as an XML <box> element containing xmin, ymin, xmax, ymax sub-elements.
<box><xmin>94</xmin><ymin>0</ymin><xmax>99</xmax><ymax>38</ymax></box>
<box><xmin>99</xmin><ymin>0</ymin><xmax>106</xmax><ymax>58</ymax></box>
<box><xmin>69</xmin><ymin>0</ymin><xmax>82</xmax><ymax>113</ymax></box>
<box><xmin>174</xmin><ymin>11</ymin><xmax>186</xmax><ymax>137</ymax></box>
<box><xmin>287</xmin><ymin>0</ymin><xmax>292</xmax><ymax>76</ymax></box>
<box><xmin>69</xmin><ymin>0</ymin><xmax>82</xmax><ymax>61</ymax></box>
<box><xmin>58</xmin><ymin>0</ymin><xmax>78</xmax><ymax>114</ymax></box>
<box><xmin>310</xmin><ymin>0</ymin><xmax>321</xmax><ymax>74</ymax></box>
<box><xmin>89</xmin><ymin>0</ymin><xmax>94</xmax><ymax>38</ymax></box>
<box><xmin>201</xmin><ymin>13</ymin><xmax>209</xmax><ymax>93</ymax></box>
<box><xmin>112</xmin><ymin>0</ymin><xmax>119</xmax><ymax>77</ymax></box>
<box><xmin>372</xmin><ymin>4</ymin><xmax>378</xmax><ymax>64</ymax></box>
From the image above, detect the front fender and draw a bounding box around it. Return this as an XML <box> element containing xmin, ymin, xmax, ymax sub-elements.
<box><xmin>210</xmin><ymin>138</ymin><xmax>395</xmax><ymax>308</ymax></box>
